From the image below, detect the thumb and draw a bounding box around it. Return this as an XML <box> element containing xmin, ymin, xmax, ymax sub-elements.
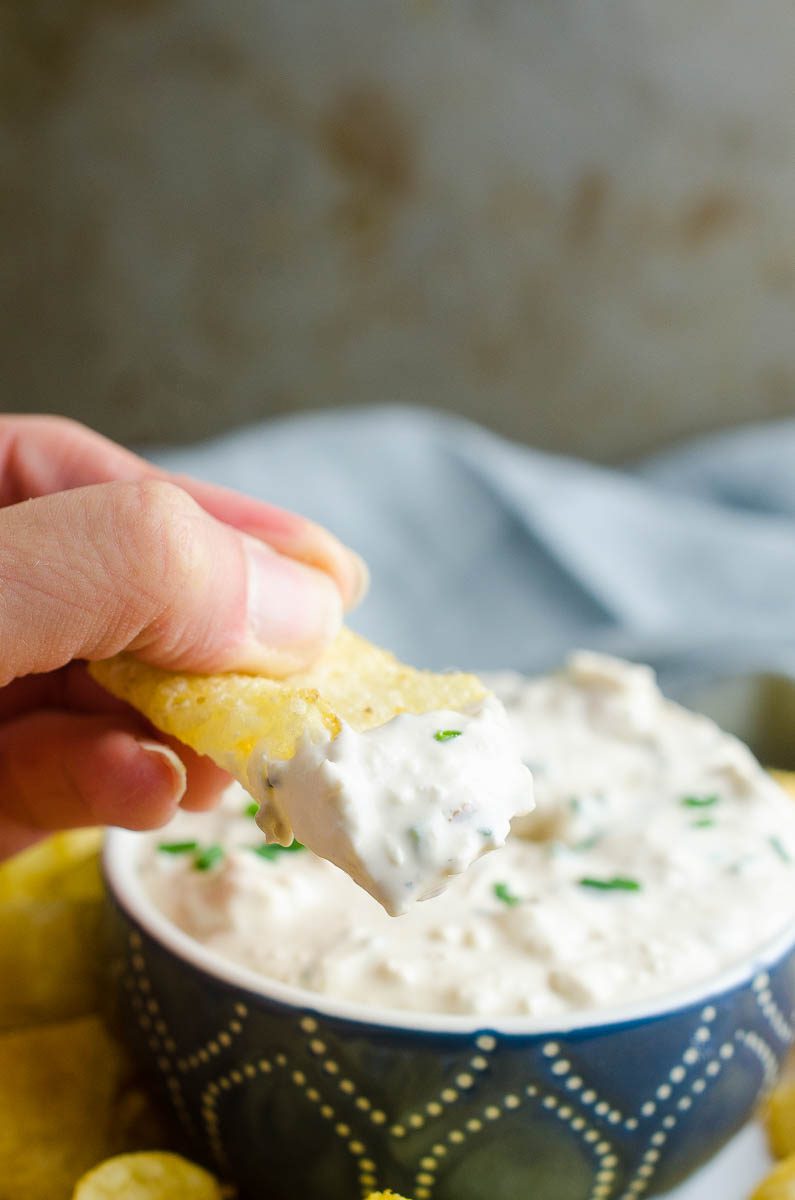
<box><xmin>0</xmin><ymin>479</ymin><xmax>343</xmax><ymax>683</ymax></box>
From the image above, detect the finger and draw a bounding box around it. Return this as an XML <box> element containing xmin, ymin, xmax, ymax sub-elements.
<box><xmin>0</xmin><ymin>414</ymin><xmax>367</xmax><ymax>609</ymax></box>
<box><xmin>0</xmin><ymin>662</ymin><xmax>132</xmax><ymax>723</ymax></box>
<box><xmin>0</xmin><ymin>479</ymin><xmax>343</xmax><ymax>682</ymax></box>
<box><xmin>0</xmin><ymin>665</ymin><xmax>232</xmax><ymax>812</ymax></box>
<box><xmin>0</xmin><ymin>713</ymin><xmax>187</xmax><ymax>856</ymax></box>
<box><xmin>173</xmin><ymin>474</ymin><xmax>368</xmax><ymax>611</ymax></box>
<box><xmin>159</xmin><ymin>738</ymin><xmax>232</xmax><ymax>812</ymax></box>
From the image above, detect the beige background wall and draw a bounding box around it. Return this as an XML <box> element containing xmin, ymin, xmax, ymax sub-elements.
<box><xmin>2</xmin><ymin>1</ymin><xmax>795</xmax><ymax>458</ymax></box>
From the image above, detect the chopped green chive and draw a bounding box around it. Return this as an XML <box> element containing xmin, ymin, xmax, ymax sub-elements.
<box><xmin>157</xmin><ymin>840</ymin><xmax>199</xmax><ymax>855</ymax></box>
<box><xmin>409</xmin><ymin>827</ymin><xmax>422</xmax><ymax>847</ymax></box>
<box><xmin>193</xmin><ymin>844</ymin><xmax>224</xmax><ymax>872</ymax></box>
<box><xmin>252</xmin><ymin>840</ymin><xmax>305</xmax><ymax>862</ymax></box>
<box><xmin>434</xmin><ymin>729</ymin><xmax>462</xmax><ymax>743</ymax></box>
<box><xmin>243</xmin><ymin>802</ymin><xmax>259</xmax><ymax>818</ymax></box>
<box><xmin>681</xmin><ymin>794</ymin><xmax>720</xmax><ymax>808</ymax></box>
<box><xmin>252</xmin><ymin>845</ymin><xmax>281</xmax><ymax>862</ymax></box>
<box><xmin>478</xmin><ymin>827</ymin><xmax>493</xmax><ymax>839</ymax></box>
<box><xmin>770</xmin><ymin>836</ymin><xmax>792</xmax><ymax>864</ymax></box>
<box><xmin>568</xmin><ymin>796</ymin><xmax>581</xmax><ymax>814</ymax></box>
<box><xmin>493</xmin><ymin>881</ymin><xmax>521</xmax><ymax>907</ymax></box>
<box><xmin>579</xmin><ymin>876</ymin><xmax>641</xmax><ymax>892</ymax></box>
<box><xmin>692</xmin><ymin>818</ymin><xmax>715</xmax><ymax>829</ymax></box>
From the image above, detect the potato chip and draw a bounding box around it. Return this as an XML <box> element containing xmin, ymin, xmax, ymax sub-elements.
<box><xmin>72</xmin><ymin>1152</ymin><xmax>222</xmax><ymax>1200</ymax></box>
<box><xmin>89</xmin><ymin>628</ymin><xmax>486</xmax><ymax>786</ymax></box>
<box><xmin>768</xmin><ymin>1077</ymin><xmax>795</xmax><ymax>1159</ymax></box>
<box><xmin>0</xmin><ymin>895</ymin><xmax>104</xmax><ymax>1031</ymax></box>
<box><xmin>0</xmin><ymin>1015</ymin><xmax>155</xmax><ymax>1197</ymax></box>
<box><xmin>0</xmin><ymin>828</ymin><xmax>103</xmax><ymax>904</ymax></box>
<box><xmin>750</xmin><ymin>1153</ymin><xmax>795</xmax><ymax>1200</ymax></box>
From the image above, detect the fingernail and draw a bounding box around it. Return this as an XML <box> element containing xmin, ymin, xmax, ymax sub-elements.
<box><xmin>347</xmin><ymin>550</ymin><xmax>370</xmax><ymax>609</ymax></box>
<box><xmin>243</xmin><ymin>536</ymin><xmax>342</xmax><ymax>663</ymax></box>
<box><xmin>137</xmin><ymin>740</ymin><xmax>187</xmax><ymax>802</ymax></box>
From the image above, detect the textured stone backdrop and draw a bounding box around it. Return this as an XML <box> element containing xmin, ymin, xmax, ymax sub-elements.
<box><xmin>2</xmin><ymin>1</ymin><xmax>795</xmax><ymax>457</ymax></box>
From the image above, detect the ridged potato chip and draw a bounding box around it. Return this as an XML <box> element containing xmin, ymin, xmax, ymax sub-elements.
<box><xmin>0</xmin><ymin>829</ymin><xmax>106</xmax><ymax>1032</ymax></box>
<box><xmin>768</xmin><ymin>1081</ymin><xmax>795</xmax><ymax>1160</ymax></box>
<box><xmin>0</xmin><ymin>828</ymin><xmax>102</xmax><ymax>904</ymax></box>
<box><xmin>750</xmin><ymin>1154</ymin><xmax>795</xmax><ymax>1199</ymax></box>
<box><xmin>0</xmin><ymin>1015</ymin><xmax>151</xmax><ymax>1197</ymax></box>
<box><xmin>72</xmin><ymin>1152</ymin><xmax>222</xmax><ymax>1200</ymax></box>
<box><xmin>0</xmin><ymin>896</ymin><xmax>104</xmax><ymax>1031</ymax></box>
<box><xmin>89</xmin><ymin>628</ymin><xmax>486</xmax><ymax>787</ymax></box>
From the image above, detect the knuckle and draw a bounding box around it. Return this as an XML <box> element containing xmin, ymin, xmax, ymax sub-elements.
<box><xmin>114</xmin><ymin>479</ymin><xmax>211</xmax><ymax>593</ymax></box>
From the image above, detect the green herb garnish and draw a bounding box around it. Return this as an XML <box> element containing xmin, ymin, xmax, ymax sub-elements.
<box><xmin>157</xmin><ymin>840</ymin><xmax>199</xmax><ymax>855</ymax></box>
<box><xmin>681</xmin><ymin>794</ymin><xmax>720</xmax><ymax>809</ymax></box>
<box><xmin>194</xmin><ymin>844</ymin><xmax>224</xmax><ymax>871</ymax></box>
<box><xmin>243</xmin><ymin>802</ymin><xmax>259</xmax><ymax>818</ymax></box>
<box><xmin>691</xmin><ymin>818</ymin><xmax>715</xmax><ymax>829</ymax></box>
<box><xmin>434</xmin><ymin>729</ymin><xmax>462</xmax><ymax>743</ymax></box>
<box><xmin>579</xmin><ymin>876</ymin><xmax>641</xmax><ymax>892</ymax></box>
<box><xmin>770</xmin><ymin>836</ymin><xmax>792</xmax><ymax>864</ymax></box>
<box><xmin>252</xmin><ymin>840</ymin><xmax>305</xmax><ymax>862</ymax></box>
<box><xmin>493</xmin><ymin>881</ymin><xmax>521</xmax><ymax>907</ymax></box>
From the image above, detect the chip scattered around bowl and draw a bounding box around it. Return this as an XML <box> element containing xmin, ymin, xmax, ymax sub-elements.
<box><xmin>72</xmin><ymin>1152</ymin><xmax>223</xmax><ymax>1199</ymax></box>
<box><xmin>0</xmin><ymin>828</ymin><xmax>173</xmax><ymax>1196</ymax></box>
<box><xmin>0</xmin><ymin>828</ymin><xmax>106</xmax><ymax>1032</ymax></box>
<box><xmin>0</xmin><ymin>1015</ymin><xmax>159</xmax><ymax>1196</ymax></box>
<box><xmin>767</xmin><ymin>1078</ymin><xmax>795</xmax><ymax>1160</ymax></box>
<box><xmin>750</xmin><ymin>1154</ymin><xmax>795</xmax><ymax>1200</ymax></box>
<box><xmin>0</xmin><ymin>827</ymin><xmax>102</xmax><ymax>904</ymax></box>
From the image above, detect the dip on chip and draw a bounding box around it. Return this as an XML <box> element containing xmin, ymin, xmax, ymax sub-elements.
<box><xmin>91</xmin><ymin>629</ymin><xmax>534</xmax><ymax>915</ymax></box>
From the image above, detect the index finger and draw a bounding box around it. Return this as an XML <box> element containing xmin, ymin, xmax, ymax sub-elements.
<box><xmin>0</xmin><ymin>414</ymin><xmax>366</xmax><ymax>610</ymax></box>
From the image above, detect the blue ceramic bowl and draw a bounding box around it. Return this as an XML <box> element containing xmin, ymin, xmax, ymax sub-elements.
<box><xmin>104</xmin><ymin>830</ymin><xmax>795</xmax><ymax>1200</ymax></box>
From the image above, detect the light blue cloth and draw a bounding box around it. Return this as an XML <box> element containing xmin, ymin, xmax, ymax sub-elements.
<box><xmin>150</xmin><ymin>407</ymin><xmax>795</xmax><ymax>695</ymax></box>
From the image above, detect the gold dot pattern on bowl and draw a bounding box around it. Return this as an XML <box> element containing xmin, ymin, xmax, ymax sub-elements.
<box><xmin>123</xmin><ymin>931</ymin><xmax>789</xmax><ymax>1200</ymax></box>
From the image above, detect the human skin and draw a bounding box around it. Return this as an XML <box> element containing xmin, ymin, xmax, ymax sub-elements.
<box><xmin>0</xmin><ymin>415</ymin><xmax>367</xmax><ymax>859</ymax></box>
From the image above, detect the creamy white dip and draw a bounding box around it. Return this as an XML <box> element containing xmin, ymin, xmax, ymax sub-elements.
<box><xmin>141</xmin><ymin>653</ymin><xmax>795</xmax><ymax>1017</ymax></box>
<box><xmin>248</xmin><ymin>697</ymin><xmax>533</xmax><ymax>915</ymax></box>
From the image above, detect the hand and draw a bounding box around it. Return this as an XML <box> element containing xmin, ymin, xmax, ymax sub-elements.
<box><xmin>0</xmin><ymin>415</ymin><xmax>367</xmax><ymax>859</ymax></box>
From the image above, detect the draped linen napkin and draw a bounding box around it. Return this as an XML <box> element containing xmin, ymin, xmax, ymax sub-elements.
<box><xmin>151</xmin><ymin>405</ymin><xmax>795</xmax><ymax>695</ymax></box>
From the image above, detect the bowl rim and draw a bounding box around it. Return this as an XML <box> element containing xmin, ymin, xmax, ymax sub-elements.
<box><xmin>103</xmin><ymin>827</ymin><xmax>795</xmax><ymax>1037</ymax></box>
